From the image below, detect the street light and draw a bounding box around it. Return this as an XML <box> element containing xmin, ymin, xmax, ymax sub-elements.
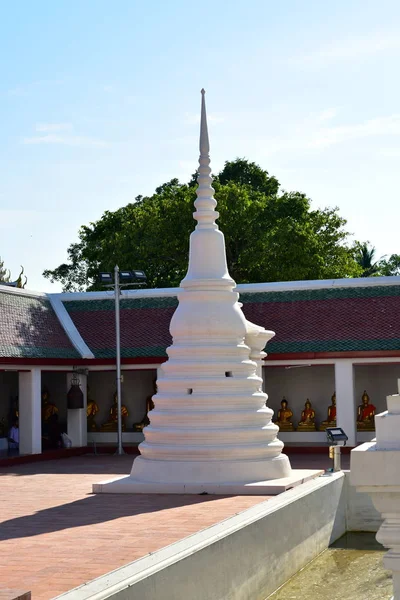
<box><xmin>99</xmin><ymin>266</ymin><xmax>147</xmax><ymax>455</ymax></box>
<box><xmin>326</xmin><ymin>427</ymin><xmax>348</xmax><ymax>472</ymax></box>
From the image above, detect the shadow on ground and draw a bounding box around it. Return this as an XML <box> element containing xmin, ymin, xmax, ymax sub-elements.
<box><xmin>0</xmin><ymin>489</ymin><xmax>224</xmax><ymax>542</ymax></box>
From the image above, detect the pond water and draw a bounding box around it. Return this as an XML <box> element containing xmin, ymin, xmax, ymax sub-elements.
<box><xmin>267</xmin><ymin>532</ymin><xmax>392</xmax><ymax>600</ymax></box>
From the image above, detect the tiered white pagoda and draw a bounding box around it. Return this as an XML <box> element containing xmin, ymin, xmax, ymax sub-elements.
<box><xmin>351</xmin><ymin>382</ymin><xmax>400</xmax><ymax>599</ymax></box>
<box><xmin>95</xmin><ymin>91</ymin><xmax>318</xmax><ymax>494</ymax></box>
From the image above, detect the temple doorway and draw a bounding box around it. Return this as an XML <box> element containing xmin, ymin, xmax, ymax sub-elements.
<box><xmin>0</xmin><ymin>370</ymin><xmax>18</xmax><ymax>455</ymax></box>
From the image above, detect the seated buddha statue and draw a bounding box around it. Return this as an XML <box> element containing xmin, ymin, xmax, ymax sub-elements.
<box><xmin>133</xmin><ymin>388</ymin><xmax>156</xmax><ymax>432</ymax></box>
<box><xmin>86</xmin><ymin>387</ymin><xmax>99</xmax><ymax>431</ymax></box>
<box><xmin>357</xmin><ymin>390</ymin><xmax>376</xmax><ymax>431</ymax></box>
<box><xmin>297</xmin><ymin>399</ymin><xmax>316</xmax><ymax>431</ymax></box>
<box><xmin>42</xmin><ymin>389</ymin><xmax>58</xmax><ymax>422</ymax></box>
<box><xmin>275</xmin><ymin>397</ymin><xmax>294</xmax><ymax>431</ymax></box>
<box><xmin>100</xmin><ymin>392</ymin><xmax>129</xmax><ymax>432</ymax></box>
<box><xmin>319</xmin><ymin>392</ymin><xmax>337</xmax><ymax>431</ymax></box>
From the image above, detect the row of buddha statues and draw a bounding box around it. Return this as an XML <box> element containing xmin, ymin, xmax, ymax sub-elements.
<box><xmin>38</xmin><ymin>386</ymin><xmax>377</xmax><ymax>433</ymax></box>
<box><xmin>87</xmin><ymin>389</ymin><xmax>155</xmax><ymax>432</ymax></box>
<box><xmin>275</xmin><ymin>390</ymin><xmax>376</xmax><ymax>432</ymax></box>
<box><xmin>40</xmin><ymin>387</ymin><xmax>155</xmax><ymax>433</ymax></box>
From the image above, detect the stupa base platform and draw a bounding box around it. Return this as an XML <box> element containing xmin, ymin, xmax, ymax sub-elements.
<box><xmin>92</xmin><ymin>469</ymin><xmax>323</xmax><ymax>496</ymax></box>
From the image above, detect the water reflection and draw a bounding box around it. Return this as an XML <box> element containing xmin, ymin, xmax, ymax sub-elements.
<box><xmin>267</xmin><ymin>532</ymin><xmax>392</xmax><ymax>600</ymax></box>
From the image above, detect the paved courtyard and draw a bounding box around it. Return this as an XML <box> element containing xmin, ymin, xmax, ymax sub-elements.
<box><xmin>0</xmin><ymin>455</ymin><xmax>273</xmax><ymax>600</ymax></box>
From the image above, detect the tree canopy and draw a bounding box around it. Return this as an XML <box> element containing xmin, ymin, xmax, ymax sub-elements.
<box><xmin>43</xmin><ymin>159</ymin><xmax>364</xmax><ymax>291</ymax></box>
<box><xmin>355</xmin><ymin>243</ymin><xmax>381</xmax><ymax>277</ymax></box>
<box><xmin>354</xmin><ymin>243</ymin><xmax>400</xmax><ymax>278</ymax></box>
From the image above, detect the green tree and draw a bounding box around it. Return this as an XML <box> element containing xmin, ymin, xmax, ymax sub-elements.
<box><xmin>43</xmin><ymin>159</ymin><xmax>362</xmax><ymax>291</ymax></box>
<box><xmin>378</xmin><ymin>254</ymin><xmax>400</xmax><ymax>276</ymax></box>
<box><xmin>355</xmin><ymin>243</ymin><xmax>381</xmax><ymax>277</ymax></box>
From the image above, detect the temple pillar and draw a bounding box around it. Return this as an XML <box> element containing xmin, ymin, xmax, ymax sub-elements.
<box><xmin>67</xmin><ymin>372</ymin><xmax>87</xmax><ymax>447</ymax></box>
<box><xmin>19</xmin><ymin>368</ymin><xmax>42</xmax><ymax>454</ymax></box>
<box><xmin>334</xmin><ymin>360</ymin><xmax>356</xmax><ymax>446</ymax></box>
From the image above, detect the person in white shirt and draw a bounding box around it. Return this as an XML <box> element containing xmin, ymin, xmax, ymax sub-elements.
<box><xmin>8</xmin><ymin>419</ymin><xmax>19</xmax><ymax>450</ymax></box>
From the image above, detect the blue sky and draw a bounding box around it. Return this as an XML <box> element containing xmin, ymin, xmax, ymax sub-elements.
<box><xmin>1</xmin><ymin>0</ymin><xmax>400</xmax><ymax>291</ymax></box>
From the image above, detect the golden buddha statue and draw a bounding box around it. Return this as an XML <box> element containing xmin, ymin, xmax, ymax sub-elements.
<box><xmin>86</xmin><ymin>387</ymin><xmax>99</xmax><ymax>431</ymax></box>
<box><xmin>42</xmin><ymin>389</ymin><xmax>58</xmax><ymax>422</ymax></box>
<box><xmin>319</xmin><ymin>392</ymin><xmax>337</xmax><ymax>431</ymax></box>
<box><xmin>100</xmin><ymin>392</ymin><xmax>129</xmax><ymax>432</ymax></box>
<box><xmin>275</xmin><ymin>397</ymin><xmax>294</xmax><ymax>431</ymax></box>
<box><xmin>133</xmin><ymin>387</ymin><xmax>156</xmax><ymax>432</ymax></box>
<box><xmin>357</xmin><ymin>390</ymin><xmax>376</xmax><ymax>431</ymax></box>
<box><xmin>297</xmin><ymin>399</ymin><xmax>316</xmax><ymax>431</ymax></box>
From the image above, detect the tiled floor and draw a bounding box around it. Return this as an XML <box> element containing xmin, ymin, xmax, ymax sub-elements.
<box><xmin>0</xmin><ymin>455</ymin><xmax>275</xmax><ymax>600</ymax></box>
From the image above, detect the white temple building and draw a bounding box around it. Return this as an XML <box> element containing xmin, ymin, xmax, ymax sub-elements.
<box><xmin>2</xmin><ymin>97</ymin><xmax>400</xmax><ymax>462</ymax></box>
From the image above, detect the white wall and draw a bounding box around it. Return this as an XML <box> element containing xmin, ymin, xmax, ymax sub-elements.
<box><xmin>344</xmin><ymin>472</ymin><xmax>382</xmax><ymax>532</ymax></box>
<box><xmin>263</xmin><ymin>365</ymin><xmax>335</xmax><ymax>427</ymax></box>
<box><xmin>87</xmin><ymin>369</ymin><xmax>157</xmax><ymax>429</ymax></box>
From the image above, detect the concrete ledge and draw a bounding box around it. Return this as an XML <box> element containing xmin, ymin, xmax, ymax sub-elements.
<box><xmin>343</xmin><ymin>471</ymin><xmax>382</xmax><ymax>532</ymax></box>
<box><xmin>58</xmin><ymin>473</ymin><xmax>345</xmax><ymax>600</ymax></box>
<box><xmin>93</xmin><ymin>468</ymin><xmax>323</xmax><ymax>495</ymax></box>
<box><xmin>351</xmin><ymin>442</ymin><xmax>400</xmax><ymax>486</ymax></box>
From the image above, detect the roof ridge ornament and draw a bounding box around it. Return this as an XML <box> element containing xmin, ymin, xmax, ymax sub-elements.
<box><xmin>193</xmin><ymin>88</ymin><xmax>219</xmax><ymax>230</ymax></box>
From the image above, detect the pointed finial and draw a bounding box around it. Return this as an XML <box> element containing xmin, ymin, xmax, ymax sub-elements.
<box><xmin>200</xmin><ymin>88</ymin><xmax>209</xmax><ymax>155</ymax></box>
<box><xmin>193</xmin><ymin>89</ymin><xmax>218</xmax><ymax>228</ymax></box>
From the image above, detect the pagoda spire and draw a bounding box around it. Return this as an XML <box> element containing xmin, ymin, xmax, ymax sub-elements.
<box><xmin>193</xmin><ymin>89</ymin><xmax>219</xmax><ymax>230</ymax></box>
<box><xmin>181</xmin><ymin>90</ymin><xmax>233</xmax><ymax>289</ymax></box>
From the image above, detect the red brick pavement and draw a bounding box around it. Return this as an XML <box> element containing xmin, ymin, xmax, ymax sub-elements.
<box><xmin>0</xmin><ymin>456</ymin><xmax>273</xmax><ymax>600</ymax></box>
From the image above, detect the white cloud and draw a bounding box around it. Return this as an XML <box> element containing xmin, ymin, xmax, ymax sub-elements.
<box><xmin>22</xmin><ymin>134</ymin><xmax>108</xmax><ymax>148</ymax></box>
<box><xmin>379</xmin><ymin>147</ymin><xmax>400</xmax><ymax>158</ymax></box>
<box><xmin>316</xmin><ymin>108</ymin><xmax>338</xmax><ymax>123</ymax></box>
<box><xmin>4</xmin><ymin>79</ymin><xmax>64</xmax><ymax>96</ymax></box>
<box><xmin>307</xmin><ymin>114</ymin><xmax>400</xmax><ymax>149</ymax></box>
<box><xmin>289</xmin><ymin>32</ymin><xmax>400</xmax><ymax>67</ymax></box>
<box><xmin>35</xmin><ymin>123</ymin><xmax>72</xmax><ymax>132</ymax></box>
<box><xmin>260</xmin><ymin>113</ymin><xmax>400</xmax><ymax>156</ymax></box>
<box><xmin>22</xmin><ymin>122</ymin><xmax>108</xmax><ymax>148</ymax></box>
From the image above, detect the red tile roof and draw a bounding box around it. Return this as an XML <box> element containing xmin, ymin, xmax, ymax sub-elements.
<box><xmin>2</xmin><ymin>283</ymin><xmax>400</xmax><ymax>362</ymax></box>
<box><xmin>0</xmin><ymin>289</ymin><xmax>80</xmax><ymax>359</ymax></box>
<box><xmin>62</xmin><ymin>284</ymin><xmax>400</xmax><ymax>360</ymax></box>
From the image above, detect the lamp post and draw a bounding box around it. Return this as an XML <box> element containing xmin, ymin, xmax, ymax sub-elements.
<box><xmin>326</xmin><ymin>427</ymin><xmax>348</xmax><ymax>472</ymax></box>
<box><xmin>99</xmin><ymin>266</ymin><xmax>147</xmax><ymax>455</ymax></box>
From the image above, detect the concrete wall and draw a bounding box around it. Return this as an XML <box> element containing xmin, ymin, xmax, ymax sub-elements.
<box><xmin>344</xmin><ymin>471</ymin><xmax>382</xmax><ymax>532</ymax></box>
<box><xmin>264</xmin><ymin>364</ymin><xmax>335</xmax><ymax>427</ymax></box>
<box><xmin>0</xmin><ymin>371</ymin><xmax>18</xmax><ymax>426</ymax></box>
<box><xmin>87</xmin><ymin>369</ymin><xmax>157</xmax><ymax>429</ymax></box>
<box><xmin>58</xmin><ymin>473</ymin><xmax>346</xmax><ymax>600</ymax></box>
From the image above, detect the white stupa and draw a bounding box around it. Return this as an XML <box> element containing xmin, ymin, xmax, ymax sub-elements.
<box><xmin>94</xmin><ymin>91</ymin><xmax>320</xmax><ymax>494</ymax></box>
